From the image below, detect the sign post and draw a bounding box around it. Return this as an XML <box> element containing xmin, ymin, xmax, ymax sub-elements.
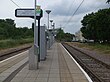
<box><xmin>15</xmin><ymin>6</ymin><xmax>43</xmax><ymax>70</ymax></box>
<box><xmin>36</xmin><ymin>6</ymin><xmax>41</xmax><ymax>63</ymax></box>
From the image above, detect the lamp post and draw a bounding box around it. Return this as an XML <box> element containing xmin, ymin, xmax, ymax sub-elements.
<box><xmin>46</xmin><ymin>10</ymin><xmax>51</xmax><ymax>30</ymax></box>
<box><xmin>53</xmin><ymin>23</ymin><xmax>55</xmax><ymax>29</ymax></box>
<box><xmin>52</xmin><ymin>23</ymin><xmax>55</xmax><ymax>44</ymax></box>
<box><xmin>49</xmin><ymin>20</ymin><xmax>53</xmax><ymax>46</ymax></box>
<box><xmin>50</xmin><ymin>20</ymin><xmax>53</xmax><ymax>29</ymax></box>
<box><xmin>46</xmin><ymin>10</ymin><xmax>51</xmax><ymax>49</ymax></box>
<box><xmin>53</xmin><ymin>23</ymin><xmax>55</xmax><ymax>35</ymax></box>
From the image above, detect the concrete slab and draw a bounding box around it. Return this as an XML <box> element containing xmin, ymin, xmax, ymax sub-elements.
<box><xmin>9</xmin><ymin>43</ymin><xmax>91</xmax><ymax>82</ymax></box>
<box><xmin>0</xmin><ymin>51</ymin><xmax>28</xmax><ymax>82</ymax></box>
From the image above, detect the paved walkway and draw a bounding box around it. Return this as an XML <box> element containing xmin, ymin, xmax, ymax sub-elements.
<box><xmin>10</xmin><ymin>43</ymin><xmax>89</xmax><ymax>82</ymax></box>
<box><xmin>0</xmin><ymin>51</ymin><xmax>28</xmax><ymax>74</ymax></box>
<box><xmin>0</xmin><ymin>51</ymin><xmax>28</xmax><ymax>82</ymax></box>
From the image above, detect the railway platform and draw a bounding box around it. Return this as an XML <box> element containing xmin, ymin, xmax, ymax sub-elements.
<box><xmin>0</xmin><ymin>43</ymin><xmax>91</xmax><ymax>82</ymax></box>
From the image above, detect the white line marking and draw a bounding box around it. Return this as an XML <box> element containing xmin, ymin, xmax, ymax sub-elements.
<box><xmin>0</xmin><ymin>50</ymin><xmax>28</xmax><ymax>64</ymax></box>
<box><xmin>60</xmin><ymin>43</ymin><xmax>93</xmax><ymax>82</ymax></box>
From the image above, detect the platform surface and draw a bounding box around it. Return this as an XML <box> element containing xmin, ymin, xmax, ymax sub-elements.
<box><xmin>10</xmin><ymin>43</ymin><xmax>89</xmax><ymax>82</ymax></box>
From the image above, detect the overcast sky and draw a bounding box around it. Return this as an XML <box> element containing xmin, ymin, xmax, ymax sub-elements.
<box><xmin>0</xmin><ymin>0</ymin><xmax>109</xmax><ymax>34</ymax></box>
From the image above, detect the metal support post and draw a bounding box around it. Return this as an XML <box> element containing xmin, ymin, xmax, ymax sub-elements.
<box><xmin>34</xmin><ymin>0</ymin><xmax>37</xmax><ymax>45</ymax></box>
<box><xmin>38</xmin><ymin>19</ymin><xmax>40</xmax><ymax>62</ymax></box>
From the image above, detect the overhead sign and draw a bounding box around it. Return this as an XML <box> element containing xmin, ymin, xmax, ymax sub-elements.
<box><xmin>15</xmin><ymin>8</ymin><xmax>43</xmax><ymax>19</ymax></box>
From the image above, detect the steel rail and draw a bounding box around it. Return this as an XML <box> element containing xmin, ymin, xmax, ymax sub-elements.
<box><xmin>0</xmin><ymin>45</ymin><xmax>31</xmax><ymax>61</ymax></box>
<box><xmin>62</xmin><ymin>43</ymin><xmax>110</xmax><ymax>82</ymax></box>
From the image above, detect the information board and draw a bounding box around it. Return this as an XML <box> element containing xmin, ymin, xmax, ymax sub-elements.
<box><xmin>15</xmin><ymin>9</ymin><xmax>43</xmax><ymax>19</ymax></box>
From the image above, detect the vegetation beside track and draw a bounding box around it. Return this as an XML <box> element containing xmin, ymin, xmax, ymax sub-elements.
<box><xmin>0</xmin><ymin>38</ymin><xmax>33</xmax><ymax>50</ymax></box>
<box><xmin>67</xmin><ymin>42</ymin><xmax>110</xmax><ymax>55</ymax></box>
<box><xmin>0</xmin><ymin>18</ymin><xmax>34</xmax><ymax>50</ymax></box>
<box><xmin>55</xmin><ymin>28</ymin><xmax>74</xmax><ymax>42</ymax></box>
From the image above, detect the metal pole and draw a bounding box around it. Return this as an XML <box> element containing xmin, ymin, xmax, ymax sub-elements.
<box><xmin>47</xmin><ymin>14</ymin><xmax>50</xmax><ymax>49</ymax></box>
<box><xmin>50</xmin><ymin>20</ymin><xmax>53</xmax><ymax>29</ymax></box>
<box><xmin>53</xmin><ymin>23</ymin><xmax>55</xmax><ymax>43</ymax></box>
<box><xmin>48</xmin><ymin>14</ymin><xmax>49</xmax><ymax>29</ymax></box>
<box><xmin>38</xmin><ymin>19</ymin><xmax>40</xmax><ymax>62</ymax></box>
<box><xmin>46</xmin><ymin>10</ymin><xmax>51</xmax><ymax>29</ymax></box>
<box><xmin>46</xmin><ymin>10</ymin><xmax>51</xmax><ymax>49</ymax></box>
<box><xmin>34</xmin><ymin>0</ymin><xmax>39</xmax><ymax>69</ymax></box>
<box><xmin>34</xmin><ymin>0</ymin><xmax>37</xmax><ymax>45</ymax></box>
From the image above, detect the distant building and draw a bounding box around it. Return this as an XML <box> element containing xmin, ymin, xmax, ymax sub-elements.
<box><xmin>75</xmin><ymin>30</ymin><xmax>85</xmax><ymax>42</ymax></box>
<box><xmin>72</xmin><ymin>36</ymin><xmax>76</xmax><ymax>41</ymax></box>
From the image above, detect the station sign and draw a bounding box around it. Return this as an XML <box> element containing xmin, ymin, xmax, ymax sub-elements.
<box><xmin>15</xmin><ymin>8</ymin><xmax>43</xmax><ymax>19</ymax></box>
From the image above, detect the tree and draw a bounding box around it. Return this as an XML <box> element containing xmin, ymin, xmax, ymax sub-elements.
<box><xmin>81</xmin><ymin>8</ymin><xmax>110</xmax><ymax>43</ymax></box>
<box><xmin>64</xmin><ymin>33</ymin><xmax>73</xmax><ymax>42</ymax></box>
<box><xmin>107</xmin><ymin>0</ymin><xmax>110</xmax><ymax>3</ymax></box>
<box><xmin>81</xmin><ymin>13</ymin><xmax>97</xmax><ymax>40</ymax></box>
<box><xmin>0</xmin><ymin>18</ymin><xmax>33</xmax><ymax>40</ymax></box>
<box><xmin>55</xmin><ymin>28</ymin><xmax>73</xmax><ymax>42</ymax></box>
<box><xmin>55</xmin><ymin>28</ymin><xmax>65</xmax><ymax>41</ymax></box>
<box><xmin>5</xmin><ymin>19</ymin><xmax>16</xmax><ymax>27</ymax></box>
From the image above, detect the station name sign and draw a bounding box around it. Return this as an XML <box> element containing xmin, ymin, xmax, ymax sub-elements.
<box><xmin>15</xmin><ymin>9</ymin><xmax>43</xmax><ymax>19</ymax></box>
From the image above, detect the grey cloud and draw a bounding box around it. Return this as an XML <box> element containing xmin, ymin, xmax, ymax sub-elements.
<box><xmin>48</xmin><ymin>0</ymin><xmax>109</xmax><ymax>17</ymax></box>
<box><xmin>1</xmin><ymin>0</ymin><xmax>109</xmax><ymax>34</ymax></box>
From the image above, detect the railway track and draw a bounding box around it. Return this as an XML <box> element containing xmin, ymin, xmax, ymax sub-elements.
<box><xmin>0</xmin><ymin>45</ymin><xmax>31</xmax><ymax>61</ymax></box>
<box><xmin>62</xmin><ymin>43</ymin><xmax>110</xmax><ymax>82</ymax></box>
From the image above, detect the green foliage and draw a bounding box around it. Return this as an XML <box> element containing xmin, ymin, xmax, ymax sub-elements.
<box><xmin>0</xmin><ymin>38</ymin><xmax>33</xmax><ymax>49</ymax></box>
<box><xmin>64</xmin><ymin>33</ymin><xmax>73</xmax><ymax>42</ymax></box>
<box><xmin>55</xmin><ymin>28</ymin><xmax>73</xmax><ymax>42</ymax></box>
<box><xmin>87</xmin><ymin>43</ymin><xmax>110</xmax><ymax>54</ymax></box>
<box><xmin>0</xmin><ymin>18</ymin><xmax>33</xmax><ymax>40</ymax></box>
<box><xmin>81</xmin><ymin>8</ymin><xmax>110</xmax><ymax>43</ymax></box>
<box><xmin>55</xmin><ymin>28</ymin><xmax>65</xmax><ymax>41</ymax></box>
<box><xmin>0</xmin><ymin>18</ymin><xmax>34</xmax><ymax>49</ymax></box>
<box><xmin>107</xmin><ymin>0</ymin><xmax>110</xmax><ymax>3</ymax></box>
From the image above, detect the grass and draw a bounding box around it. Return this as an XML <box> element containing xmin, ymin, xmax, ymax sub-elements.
<box><xmin>87</xmin><ymin>43</ymin><xmax>110</xmax><ymax>54</ymax></box>
<box><xmin>69</xmin><ymin>42</ymin><xmax>110</xmax><ymax>55</ymax></box>
<box><xmin>0</xmin><ymin>38</ymin><xmax>34</xmax><ymax>50</ymax></box>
